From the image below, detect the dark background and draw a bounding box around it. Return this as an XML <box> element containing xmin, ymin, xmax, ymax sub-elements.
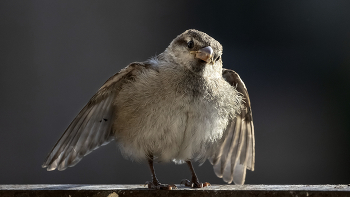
<box><xmin>1</xmin><ymin>0</ymin><xmax>349</xmax><ymax>185</ymax></box>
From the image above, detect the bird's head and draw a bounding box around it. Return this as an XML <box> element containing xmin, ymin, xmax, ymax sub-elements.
<box><xmin>164</xmin><ymin>29</ymin><xmax>223</xmax><ymax>77</ymax></box>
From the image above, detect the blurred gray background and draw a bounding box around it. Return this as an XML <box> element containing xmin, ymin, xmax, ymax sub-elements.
<box><xmin>1</xmin><ymin>0</ymin><xmax>349</xmax><ymax>184</ymax></box>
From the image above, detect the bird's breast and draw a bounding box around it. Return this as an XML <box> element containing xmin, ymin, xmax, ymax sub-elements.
<box><xmin>113</xmin><ymin>68</ymin><xmax>238</xmax><ymax>162</ymax></box>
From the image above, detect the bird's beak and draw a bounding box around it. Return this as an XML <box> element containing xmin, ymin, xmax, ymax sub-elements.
<box><xmin>190</xmin><ymin>46</ymin><xmax>213</xmax><ymax>63</ymax></box>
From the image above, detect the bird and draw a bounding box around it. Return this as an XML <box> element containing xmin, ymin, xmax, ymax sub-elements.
<box><xmin>42</xmin><ymin>29</ymin><xmax>255</xmax><ymax>190</ymax></box>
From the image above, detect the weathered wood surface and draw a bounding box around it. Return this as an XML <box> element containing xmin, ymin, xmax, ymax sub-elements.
<box><xmin>1</xmin><ymin>184</ymin><xmax>349</xmax><ymax>197</ymax></box>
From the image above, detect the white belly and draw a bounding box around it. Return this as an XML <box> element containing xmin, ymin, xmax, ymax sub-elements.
<box><xmin>112</xmin><ymin>68</ymin><xmax>237</xmax><ymax>163</ymax></box>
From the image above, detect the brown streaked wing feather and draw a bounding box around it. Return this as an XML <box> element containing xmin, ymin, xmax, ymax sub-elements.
<box><xmin>211</xmin><ymin>68</ymin><xmax>255</xmax><ymax>185</ymax></box>
<box><xmin>42</xmin><ymin>62</ymin><xmax>151</xmax><ymax>171</ymax></box>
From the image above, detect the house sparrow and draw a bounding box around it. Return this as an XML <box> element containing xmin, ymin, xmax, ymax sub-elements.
<box><xmin>42</xmin><ymin>29</ymin><xmax>255</xmax><ymax>189</ymax></box>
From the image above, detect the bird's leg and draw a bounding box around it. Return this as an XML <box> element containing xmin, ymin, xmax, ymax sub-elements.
<box><xmin>181</xmin><ymin>160</ymin><xmax>211</xmax><ymax>188</ymax></box>
<box><xmin>148</xmin><ymin>154</ymin><xmax>160</xmax><ymax>186</ymax></box>
<box><xmin>146</xmin><ymin>154</ymin><xmax>177</xmax><ymax>190</ymax></box>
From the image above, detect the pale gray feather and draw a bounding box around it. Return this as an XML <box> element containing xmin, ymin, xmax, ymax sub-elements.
<box><xmin>42</xmin><ymin>63</ymin><xmax>150</xmax><ymax>171</ymax></box>
<box><xmin>211</xmin><ymin>68</ymin><xmax>255</xmax><ymax>185</ymax></box>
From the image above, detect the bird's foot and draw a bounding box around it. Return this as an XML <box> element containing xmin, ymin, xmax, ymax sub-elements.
<box><xmin>145</xmin><ymin>181</ymin><xmax>177</xmax><ymax>190</ymax></box>
<box><xmin>180</xmin><ymin>179</ymin><xmax>211</xmax><ymax>188</ymax></box>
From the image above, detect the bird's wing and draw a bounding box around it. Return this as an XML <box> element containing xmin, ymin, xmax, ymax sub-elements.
<box><xmin>42</xmin><ymin>62</ymin><xmax>151</xmax><ymax>171</ymax></box>
<box><xmin>210</xmin><ymin>68</ymin><xmax>255</xmax><ymax>185</ymax></box>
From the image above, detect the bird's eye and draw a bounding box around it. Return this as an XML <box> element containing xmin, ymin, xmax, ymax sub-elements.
<box><xmin>187</xmin><ymin>41</ymin><xmax>194</xmax><ymax>49</ymax></box>
<box><xmin>216</xmin><ymin>55</ymin><xmax>221</xmax><ymax>61</ymax></box>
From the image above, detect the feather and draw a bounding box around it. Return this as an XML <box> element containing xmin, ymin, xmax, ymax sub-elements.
<box><xmin>211</xmin><ymin>68</ymin><xmax>255</xmax><ymax>185</ymax></box>
<box><xmin>42</xmin><ymin>63</ymin><xmax>150</xmax><ymax>171</ymax></box>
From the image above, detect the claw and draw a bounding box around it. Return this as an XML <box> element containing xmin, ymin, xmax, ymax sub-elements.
<box><xmin>203</xmin><ymin>182</ymin><xmax>211</xmax><ymax>187</ymax></box>
<box><xmin>180</xmin><ymin>179</ymin><xmax>210</xmax><ymax>188</ymax></box>
<box><xmin>167</xmin><ymin>184</ymin><xmax>177</xmax><ymax>190</ymax></box>
<box><xmin>144</xmin><ymin>181</ymin><xmax>153</xmax><ymax>189</ymax></box>
<box><xmin>181</xmin><ymin>179</ymin><xmax>193</xmax><ymax>187</ymax></box>
<box><xmin>146</xmin><ymin>181</ymin><xmax>177</xmax><ymax>190</ymax></box>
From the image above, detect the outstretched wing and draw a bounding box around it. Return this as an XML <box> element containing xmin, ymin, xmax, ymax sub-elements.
<box><xmin>42</xmin><ymin>63</ymin><xmax>149</xmax><ymax>171</ymax></box>
<box><xmin>211</xmin><ymin>68</ymin><xmax>255</xmax><ymax>185</ymax></box>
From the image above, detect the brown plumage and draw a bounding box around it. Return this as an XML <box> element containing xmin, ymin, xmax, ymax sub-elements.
<box><xmin>42</xmin><ymin>29</ymin><xmax>255</xmax><ymax>188</ymax></box>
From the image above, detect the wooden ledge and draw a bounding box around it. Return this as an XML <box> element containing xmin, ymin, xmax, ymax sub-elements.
<box><xmin>1</xmin><ymin>184</ymin><xmax>349</xmax><ymax>197</ymax></box>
